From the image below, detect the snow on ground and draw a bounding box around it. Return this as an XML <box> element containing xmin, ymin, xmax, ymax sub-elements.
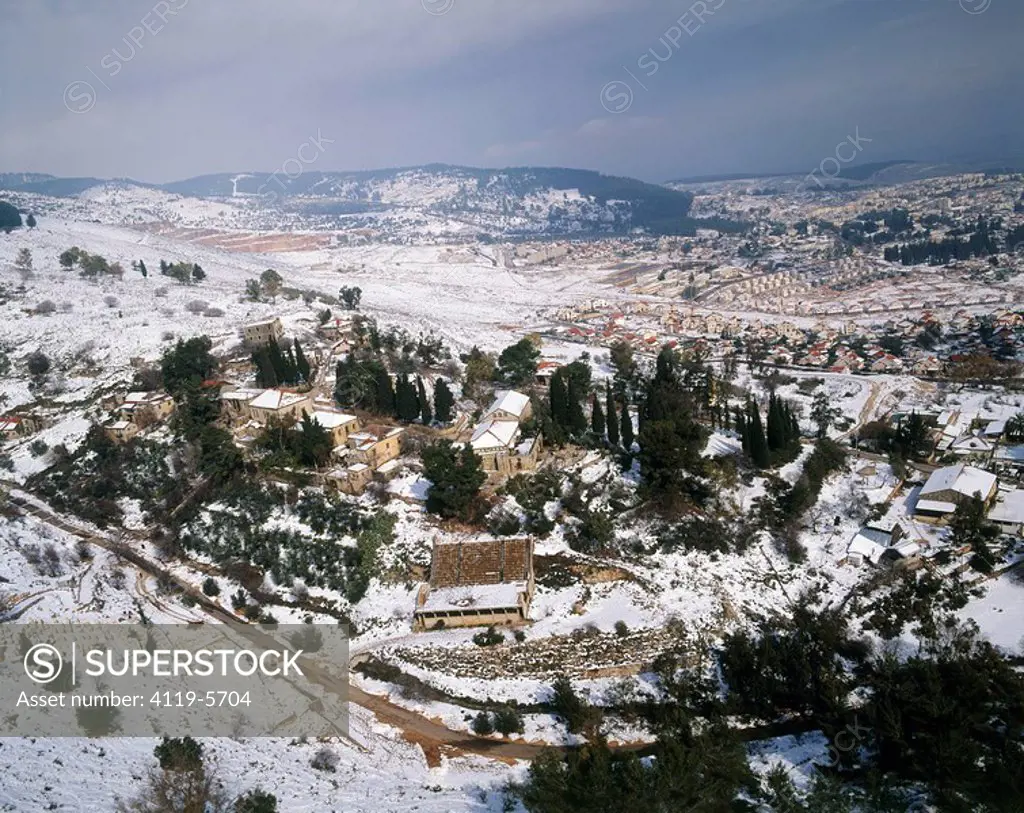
<box><xmin>959</xmin><ymin>573</ymin><xmax>1024</xmax><ymax>653</ymax></box>
<box><xmin>0</xmin><ymin>708</ymin><xmax>518</xmax><ymax>813</ymax></box>
<box><xmin>2</xmin><ymin>191</ymin><xmax>1021</xmax><ymax>808</ymax></box>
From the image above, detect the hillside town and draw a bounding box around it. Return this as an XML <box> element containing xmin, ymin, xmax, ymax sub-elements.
<box><xmin>1</xmin><ymin>165</ymin><xmax>1023</xmax><ymax>812</ymax></box>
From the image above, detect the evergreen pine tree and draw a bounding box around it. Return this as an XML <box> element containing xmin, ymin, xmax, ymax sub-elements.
<box><xmin>417</xmin><ymin>377</ymin><xmax>433</xmax><ymax>424</ymax></box>
<box><xmin>375</xmin><ymin>367</ymin><xmax>396</xmax><ymax>416</ymax></box>
<box><xmin>294</xmin><ymin>340</ymin><xmax>311</xmax><ymax>383</ymax></box>
<box><xmin>591</xmin><ymin>394</ymin><xmax>606</xmax><ymax>438</ymax></box>
<box><xmin>605</xmin><ymin>383</ymin><xmax>620</xmax><ymax>447</ymax></box>
<box><xmin>138</xmin><ymin>259</ymin><xmax>148</xmax><ymax>278</ymax></box>
<box><xmin>620</xmin><ymin>403</ymin><xmax>635</xmax><ymax>450</ymax></box>
<box><xmin>433</xmin><ymin>379</ymin><xmax>454</xmax><ymax>423</ymax></box>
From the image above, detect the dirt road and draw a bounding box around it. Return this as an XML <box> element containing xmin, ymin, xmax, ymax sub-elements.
<box><xmin>5</xmin><ymin>492</ymin><xmax>818</xmax><ymax>763</ymax></box>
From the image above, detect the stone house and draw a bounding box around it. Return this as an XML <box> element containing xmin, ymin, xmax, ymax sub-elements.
<box><xmin>914</xmin><ymin>463</ymin><xmax>998</xmax><ymax>520</ymax></box>
<box><xmin>247</xmin><ymin>389</ymin><xmax>312</xmax><ymax>425</ymax></box>
<box><xmin>219</xmin><ymin>388</ymin><xmax>264</xmax><ymax>422</ymax></box>
<box><xmin>0</xmin><ymin>414</ymin><xmax>43</xmax><ymax>439</ymax></box>
<box><xmin>346</xmin><ymin>425</ymin><xmax>404</xmax><ymax>468</ymax></box>
<box><xmin>307</xmin><ymin>410</ymin><xmax>360</xmax><ymax>447</ymax></box>
<box><xmin>116</xmin><ymin>391</ymin><xmax>176</xmax><ymax>427</ymax></box>
<box><xmin>413</xmin><ymin>537</ymin><xmax>535</xmax><ymax>630</ymax></box>
<box><xmin>105</xmin><ymin>419</ymin><xmax>140</xmax><ymax>444</ymax></box>
<box><xmin>242</xmin><ymin>317</ymin><xmax>284</xmax><ymax>347</ymax></box>
<box><xmin>468</xmin><ymin>419</ymin><xmax>541</xmax><ymax>476</ymax></box>
<box><xmin>482</xmin><ymin>390</ymin><xmax>532</xmax><ymax>423</ymax></box>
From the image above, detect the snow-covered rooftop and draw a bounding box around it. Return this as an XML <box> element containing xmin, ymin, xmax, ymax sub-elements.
<box><xmin>469</xmin><ymin>418</ymin><xmax>519</xmax><ymax>451</ymax></box>
<box><xmin>421</xmin><ymin>581</ymin><xmax>528</xmax><ymax>612</ymax></box>
<box><xmin>990</xmin><ymin>491</ymin><xmax>1024</xmax><ymax>526</ymax></box>
<box><xmin>920</xmin><ymin>463</ymin><xmax>997</xmax><ymax>500</ymax></box>
<box><xmin>309</xmin><ymin>410</ymin><xmax>358</xmax><ymax>429</ymax></box>
<box><xmin>483</xmin><ymin>389</ymin><xmax>530</xmax><ymax>421</ymax></box>
<box><xmin>249</xmin><ymin>389</ymin><xmax>308</xmax><ymax>411</ymax></box>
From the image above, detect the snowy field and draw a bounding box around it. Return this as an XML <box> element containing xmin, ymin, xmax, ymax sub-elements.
<box><xmin>1</xmin><ymin>187</ymin><xmax>1022</xmax><ymax>810</ymax></box>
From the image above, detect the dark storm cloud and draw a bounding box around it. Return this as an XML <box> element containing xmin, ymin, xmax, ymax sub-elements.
<box><xmin>0</xmin><ymin>0</ymin><xmax>1020</xmax><ymax>182</ymax></box>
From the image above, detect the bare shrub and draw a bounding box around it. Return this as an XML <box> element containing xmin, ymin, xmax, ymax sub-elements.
<box><xmin>104</xmin><ymin>295</ymin><xmax>120</xmax><ymax>308</ymax></box>
<box><xmin>154</xmin><ymin>287</ymin><xmax>168</xmax><ymax>297</ymax></box>
<box><xmin>38</xmin><ymin>543</ymin><xmax>63</xmax><ymax>578</ymax></box>
<box><xmin>59</xmin><ymin>302</ymin><xmax>73</xmax><ymax>313</ymax></box>
<box><xmin>35</xmin><ymin>300</ymin><xmax>57</xmax><ymax>315</ymax></box>
<box><xmin>185</xmin><ymin>300</ymin><xmax>209</xmax><ymax>314</ymax></box>
<box><xmin>161</xmin><ymin>331</ymin><xmax>175</xmax><ymax>342</ymax></box>
<box><xmin>22</xmin><ymin>544</ymin><xmax>42</xmax><ymax>567</ymax></box>
<box><xmin>203</xmin><ymin>307</ymin><xmax>225</xmax><ymax>318</ymax></box>
<box><xmin>310</xmin><ymin>746</ymin><xmax>339</xmax><ymax>772</ymax></box>
<box><xmin>115</xmin><ymin>765</ymin><xmax>229</xmax><ymax>813</ymax></box>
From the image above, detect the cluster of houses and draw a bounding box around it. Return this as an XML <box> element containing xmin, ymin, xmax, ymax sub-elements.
<box><xmin>102</xmin><ymin>390</ymin><xmax>176</xmax><ymax>443</ymax></box>
<box><xmin>847</xmin><ymin>461</ymin><xmax>1024</xmax><ymax>568</ymax></box>
<box><xmin>0</xmin><ymin>413</ymin><xmax>44</xmax><ymax>443</ymax></box>
<box><xmin>549</xmin><ymin>296</ymin><xmax>1023</xmax><ymax>381</ymax></box>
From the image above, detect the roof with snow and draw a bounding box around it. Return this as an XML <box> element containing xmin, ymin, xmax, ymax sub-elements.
<box><xmin>421</xmin><ymin>582</ymin><xmax>529</xmax><ymax>612</ymax></box>
<box><xmin>469</xmin><ymin>418</ymin><xmax>519</xmax><ymax>451</ymax></box>
<box><xmin>483</xmin><ymin>390</ymin><xmax>530</xmax><ymax>421</ymax></box>
<box><xmin>990</xmin><ymin>491</ymin><xmax>1024</xmax><ymax>526</ymax></box>
<box><xmin>249</xmin><ymin>389</ymin><xmax>308</xmax><ymax>411</ymax></box>
<box><xmin>309</xmin><ymin>410</ymin><xmax>358</xmax><ymax>429</ymax></box>
<box><xmin>920</xmin><ymin>464</ymin><xmax>997</xmax><ymax>500</ymax></box>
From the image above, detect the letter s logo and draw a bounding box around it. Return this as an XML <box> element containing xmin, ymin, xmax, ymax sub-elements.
<box><xmin>24</xmin><ymin>644</ymin><xmax>63</xmax><ymax>684</ymax></box>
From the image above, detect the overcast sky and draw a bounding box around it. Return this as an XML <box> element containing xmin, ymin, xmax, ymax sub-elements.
<box><xmin>1</xmin><ymin>0</ymin><xmax>1021</xmax><ymax>183</ymax></box>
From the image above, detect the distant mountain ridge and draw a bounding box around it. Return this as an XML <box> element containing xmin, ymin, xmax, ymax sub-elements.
<box><xmin>0</xmin><ymin>164</ymin><xmax>708</xmax><ymax>237</ymax></box>
<box><xmin>667</xmin><ymin>158</ymin><xmax>1024</xmax><ymax>189</ymax></box>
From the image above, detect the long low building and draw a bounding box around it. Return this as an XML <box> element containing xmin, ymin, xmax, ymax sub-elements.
<box><xmin>413</xmin><ymin>537</ymin><xmax>534</xmax><ymax>631</ymax></box>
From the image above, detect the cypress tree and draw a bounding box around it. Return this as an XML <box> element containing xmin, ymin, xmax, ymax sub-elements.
<box><xmin>606</xmin><ymin>383</ymin><xmax>620</xmax><ymax>447</ymax></box>
<box><xmin>396</xmin><ymin>374</ymin><xmax>420</xmax><ymax>422</ymax></box>
<box><xmin>434</xmin><ymin>379</ymin><xmax>454</xmax><ymax>423</ymax></box>
<box><xmin>766</xmin><ymin>393</ymin><xmax>785</xmax><ymax>452</ymax></box>
<box><xmin>417</xmin><ymin>377</ymin><xmax>433</xmax><ymax>424</ymax></box>
<box><xmin>550</xmin><ymin>372</ymin><xmax>569</xmax><ymax>432</ymax></box>
<box><xmin>566</xmin><ymin>376</ymin><xmax>588</xmax><ymax>435</ymax></box>
<box><xmin>267</xmin><ymin>342</ymin><xmax>288</xmax><ymax>384</ymax></box>
<box><xmin>747</xmin><ymin>399</ymin><xmax>770</xmax><ymax>469</ymax></box>
<box><xmin>620</xmin><ymin>403</ymin><xmax>635</xmax><ymax>450</ymax></box>
<box><xmin>252</xmin><ymin>348</ymin><xmax>277</xmax><ymax>388</ymax></box>
<box><xmin>288</xmin><ymin>346</ymin><xmax>301</xmax><ymax>385</ymax></box>
<box><xmin>591</xmin><ymin>394</ymin><xmax>606</xmax><ymax>438</ymax></box>
<box><xmin>788</xmin><ymin>404</ymin><xmax>801</xmax><ymax>447</ymax></box>
<box><xmin>375</xmin><ymin>368</ymin><xmax>396</xmax><ymax>416</ymax></box>
<box><xmin>735</xmin><ymin>405</ymin><xmax>748</xmax><ymax>454</ymax></box>
<box><xmin>294</xmin><ymin>340</ymin><xmax>311</xmax><ymax>383</ymax></box>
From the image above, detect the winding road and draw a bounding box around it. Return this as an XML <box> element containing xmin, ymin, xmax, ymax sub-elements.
<box><xmin>4</xmin><ymin>490</ymin><xmax>817</xmax><ymax>763</ymax></box>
